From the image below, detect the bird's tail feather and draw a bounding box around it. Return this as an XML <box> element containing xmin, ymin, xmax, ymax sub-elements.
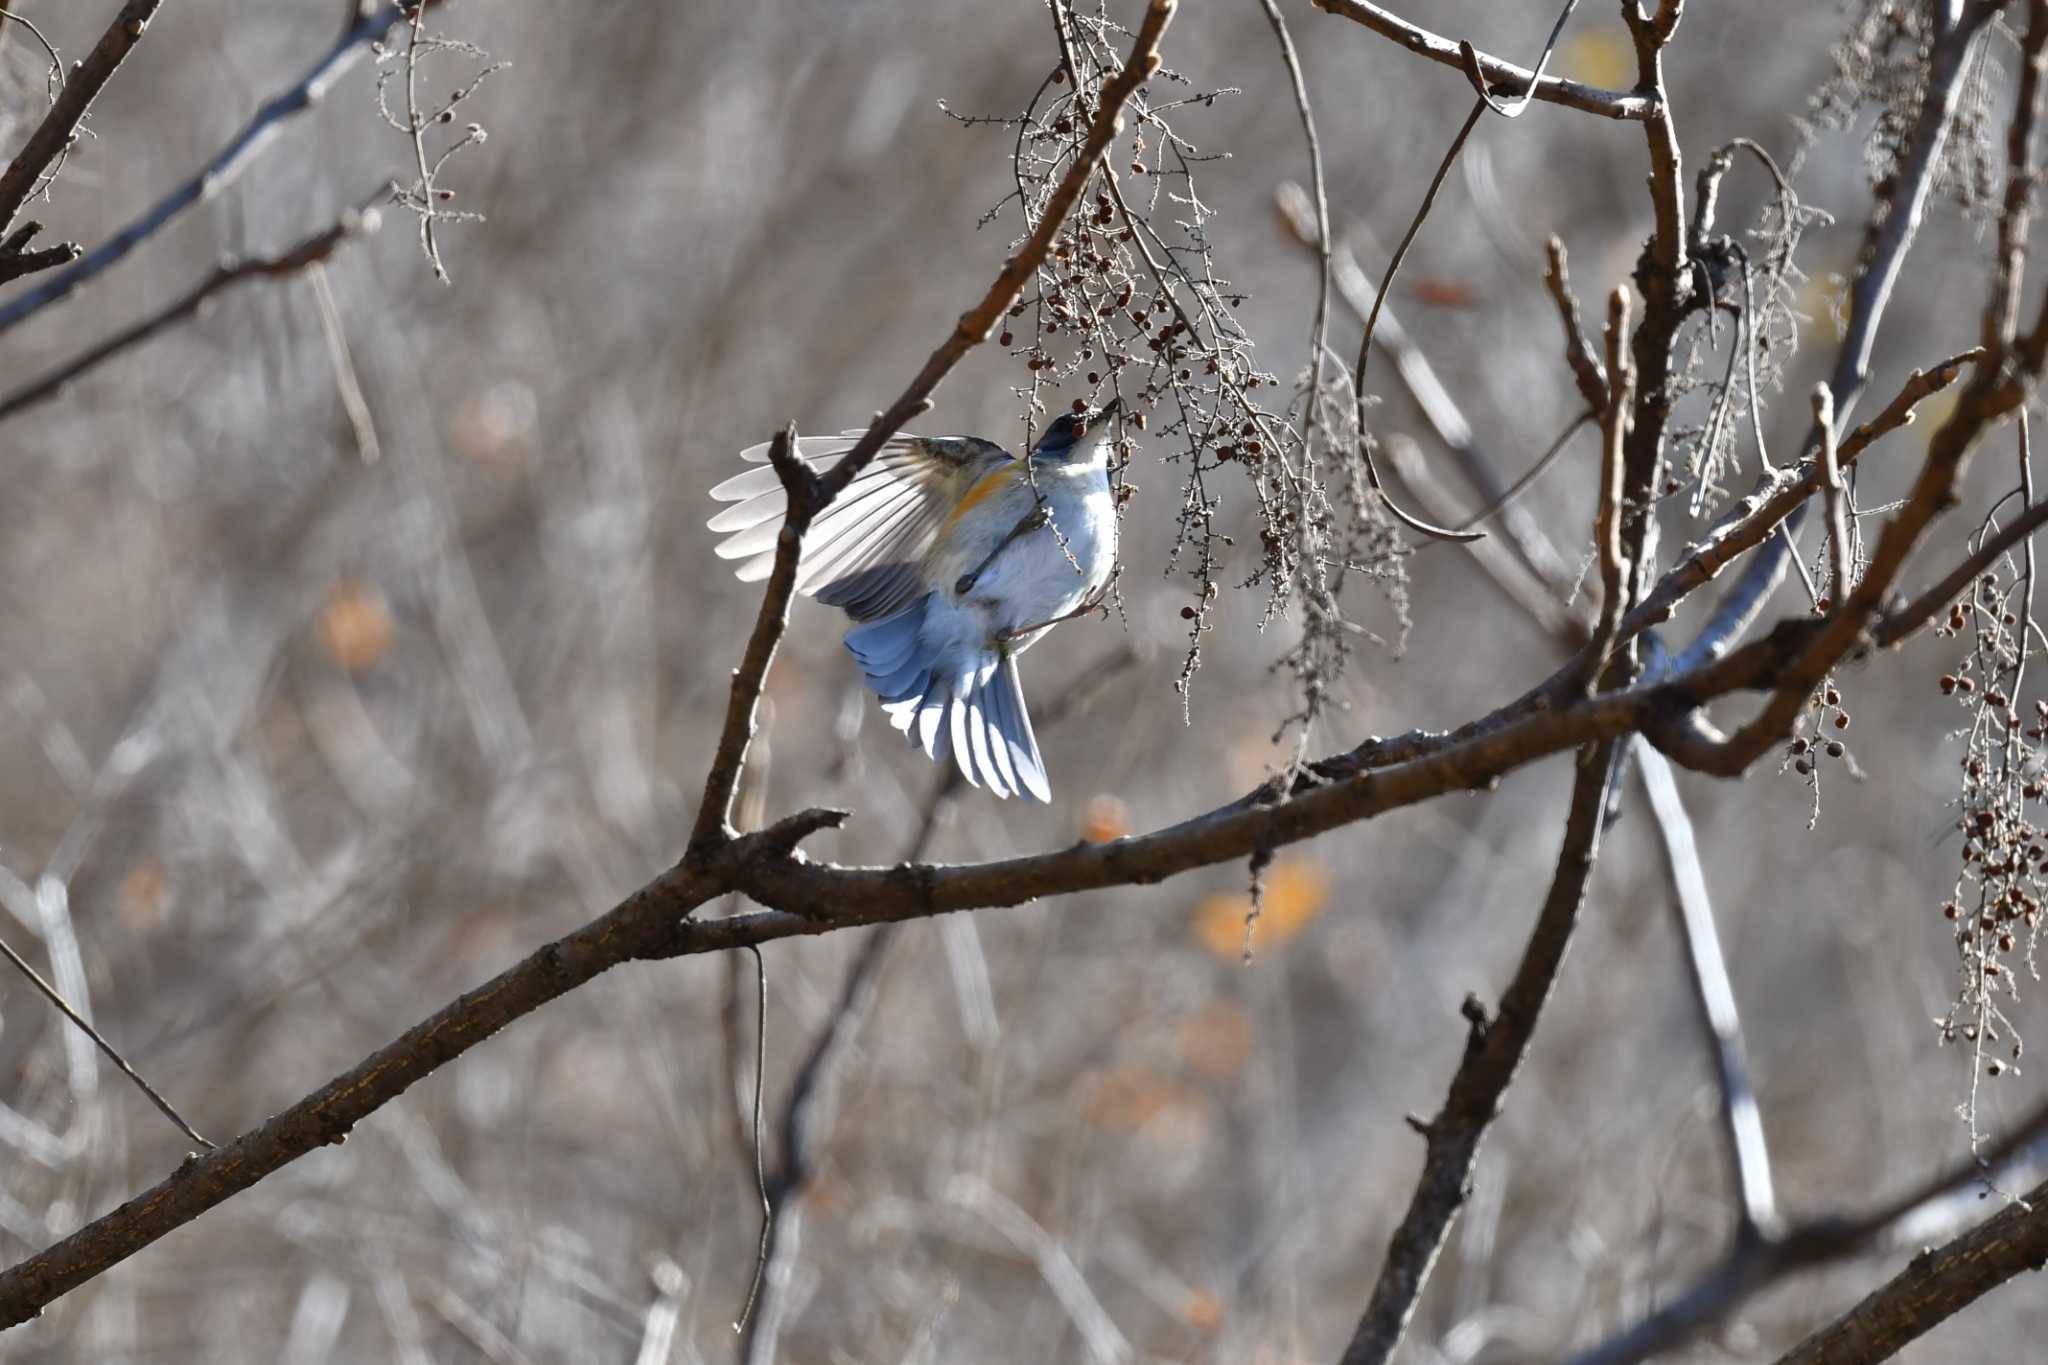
<box><xmin>846</xmin><ymin>597</ymin><xmax>1049</xmax><ymax>801</ymax></box>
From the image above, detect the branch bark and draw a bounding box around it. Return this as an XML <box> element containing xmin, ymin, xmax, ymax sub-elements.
<box><xmin>1311</xmin><ymin>0</ymin><xmax>1657</xmax><ymax>121</ymax></box>
<box><xmin>1337</xmin><ymin>742</ymin><xmax>1620</xmax><ymax>1365</ymax></box>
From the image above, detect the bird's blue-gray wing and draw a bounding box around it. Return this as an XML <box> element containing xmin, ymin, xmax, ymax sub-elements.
<box><xmin>708</xmin><ymin>432</ymin><xmax>1008</xmax><ymax>622</ymax></box>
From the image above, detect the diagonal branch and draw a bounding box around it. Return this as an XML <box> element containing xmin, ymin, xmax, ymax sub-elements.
<box><xmin>0</xmin><ymin>197</ymin><xmax>383</xmax><ymax>424</ymax></box>
<box><xmin>1635</xmin><ymin>746</ymin><xmax>1776</xmax><ymax>1238</ymax></box>
<box><xmin>0</xmin><ymin>927</ymin><xmax>209</xmax><ymax>1151</ymax></box>
<box><xmin>1773</xmin><ymin>1173</ymin><xmax>2048</xmax><ymax>1365</ymax></box>
<box><xmin>0</xmin><ymin>0</ymin><xmax>163</xmax><ymax>242</ymax></box>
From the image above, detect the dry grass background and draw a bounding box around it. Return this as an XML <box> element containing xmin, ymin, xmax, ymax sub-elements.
<box><xmin>0</xmin><ymin>1</ymin><xmax>2041</xmax><ymax>1360</ymax></box>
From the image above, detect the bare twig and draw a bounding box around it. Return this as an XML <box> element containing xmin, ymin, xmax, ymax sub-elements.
<box><xmin>0</xmin><ymin>0</ymin><xmax>163</xmax><ymax>239</ymax></box>
<box><xmin>1275</xmin><ymin>184</ymin><xmax>1582</xmax><ymax>599</ymax></box>
<box><xmin>690</xmin><ymin>424</ymin><xmax>815</xmax><ymax>851</ymax></box>
<box><xmin>0</xmin><ymin>200</ymin><xmax>383</xmax><ymax>424</ymax></box>
<box><xmin>306</xmin><ymin>261</ymin><xmax>381</xmax><ymax>464</ymax></box>
<box><xmin>0</xmin><ymin>1</ymin><xmax>438</xmax><ymax>337</ymax></box>
<box><xmin>1311</xmin><ymin>0</ymin><xmax>1656</xmax><ymax>122</ymax></box>
<box><xmin>0</xmin><ymin>929</ymin><xmax>210</xmax><ymax>1150</ymax></box>
<box><xmin>1586</xmin><ymin>290</ymin><xmax>1635</xmax><ymax>686</ymax></box>
<box><xmin>1254</xmin><ymin>0</ymin><xmax>1334</xmax><ymax>483</ymax></box>
<box><xmin>1542</xmin><ymin>236</ymin><xmax>1608</xmax><ymax>412</ymax></box>
<box><xmin>1349</xmin><ymin>97</ymin><xmax>1487</xmax><ymax>544</ymax></box>
<box><xmin>1773</xmin><ymin>1176</ymin><xmax>2048</xmax><ymax>1365</ymax></box>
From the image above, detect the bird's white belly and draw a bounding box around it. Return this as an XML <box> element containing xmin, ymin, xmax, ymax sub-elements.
<box><xmin>920</xmin><ymin>467</ymin><xmax>1114</xmax><ymax>661</ymax></box>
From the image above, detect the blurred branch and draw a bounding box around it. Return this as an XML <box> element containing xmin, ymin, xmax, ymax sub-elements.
<box><xmin>0</xmin><ymin>199</ymin><xmax>384</xmax><ymax>424</ymax></box>
<box><xmin>1635</xmin><ymin>746</ymin><xmax>1776</xmax><ymax>1237</ymax></box>
<box><xmin>0</xmin><ymin>0</ymin><xmax>438</xmax><ymax>337</ymax></box>
<box><xmin>1567</xmin><ymin>1099</ymin><xmax>2048</xmax><ymax>1365</ymax></box>
<box><xmin>0</xmin><ymin>927</ymin><xmax>210</xmax><ymax>1151</ymax></box>
<box><xmin>1338</xmin><ymin>740</ymin><xmax>1620</xmax><ymax>1365</ymax></box>
<box><xmin>1310</xmin><ymin>0</ymin><xmax>1656</xmax><ymax>121</ymax></box>
<box><xmin>0</xmin><ymin>0</ymin><xmax>163</xmax><ymax>260</ymax></box>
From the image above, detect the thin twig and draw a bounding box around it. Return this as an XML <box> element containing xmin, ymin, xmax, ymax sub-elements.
<box><xmin>1814</xmin><ymin>383</ymin><xmax>1852</xmax><ymax>598</ymax></box>
<box><xmin>1542</xmin><ymin>236</ymin><xmax>1608</xmax><ymax>411</ymax></box>
<box><xmin>690</xmin><ymin>424</ymin><xmax>814</xmax><ymax>851</ymax></box>
<box><xmin>0</xmin><ymin>929</ymin><xmax>211</xmax><ymax>1150</ymax></box>
<box><xmin>1253</xmin><ymin>0</ymin><xmax>1333</xmax><ymax>491</ymax></box>
<box><xmin>1350</xmin><ymin>97</ymin><xmax>1486</xmax><ymax>544</ymax></box>
<box><xmin>732</xmin><ymin>946</ymin><xmax>770</xmax><ymax>1335</ymax></box>
<box><xmin>306</xmin><ymin>261</ymin><xmax>382</xmax><ymax>464</ymax></box>
<box><xmin>0</xmin><ymin>200</ymin><xmax>383</xmax><ymax>424</ymax></box>
<box><xmin>0</xmin><ymin>1</ymin><xmax>439</xmax><ymax>337</ymax></box>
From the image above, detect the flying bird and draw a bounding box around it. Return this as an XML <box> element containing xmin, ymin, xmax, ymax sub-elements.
<box><xmin>708</xmin><ymin>403</ymin><xmax>1120</xmax><ymax>801</ymax></box>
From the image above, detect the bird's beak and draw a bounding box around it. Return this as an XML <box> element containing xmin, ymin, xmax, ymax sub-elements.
<box><xmin>1094</xmin><ymin>395</ymin><xmax>1122</xmax><ymax>422</ymax></box>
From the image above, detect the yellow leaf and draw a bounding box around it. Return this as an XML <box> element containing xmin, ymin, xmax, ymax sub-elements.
<box><xmin>316</xmin><ymin>579</ymin><xmax>393</xmax><ymax>672</ymax></box>
<box><xmin>1080</xmin><ymin>794</ymin><xmax>1130</xmax><ymax>843</ymax></box>
<box><xmin>1558</xmin><ymin>30</ymin><xmax>1633</xmax><ymax>90</ymax></box>
<box><xmin>1192</xmin><ymin>859</ymin><xmax>1331</xmax><ymax>959</ymax></box>
<box><xmin>1181</xmin><ymin>1288</ymin><xmax>1226</xmax><ymax>1333</ymax></box>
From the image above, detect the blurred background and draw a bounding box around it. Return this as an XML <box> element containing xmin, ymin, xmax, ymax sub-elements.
<box><xmin>0</xmin><ymin>0</ymin><xmax>2041</xmax><ymax>1360</ymax></box>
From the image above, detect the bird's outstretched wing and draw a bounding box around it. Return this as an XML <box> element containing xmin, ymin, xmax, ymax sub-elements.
<box><xmin>708</xmin><ymin>432</ymin><xmax>1009</xmax><ymax>622</ymax></box>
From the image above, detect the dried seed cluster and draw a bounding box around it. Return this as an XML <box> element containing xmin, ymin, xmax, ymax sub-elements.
<box><xmin>948</xmin><ymin>2</ymin><xmax>1404</xmax><ymax>725</ymax></box>
<box><xmin>1934</xmin><ymin>567</ymin><xmax>2044</xmax><ymax>1103</ymax></box>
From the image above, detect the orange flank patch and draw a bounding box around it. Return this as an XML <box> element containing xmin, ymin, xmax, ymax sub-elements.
<box><xmin>939</xmin><ymin>463</ymin><xmax>1018</xmax><ymax>535</ymax></box>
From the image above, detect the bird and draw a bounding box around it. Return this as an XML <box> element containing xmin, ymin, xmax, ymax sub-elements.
<box><xmin>707</xmin><ymin>401</ymin><xmax>1121</xmax><ymax>802</ymax></box>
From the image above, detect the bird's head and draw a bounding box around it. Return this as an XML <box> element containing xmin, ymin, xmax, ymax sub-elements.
<box><xmin>1030</xmin><ymin>397</ymin><xmax>1122</xmax><ymax>467</ymax></box>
